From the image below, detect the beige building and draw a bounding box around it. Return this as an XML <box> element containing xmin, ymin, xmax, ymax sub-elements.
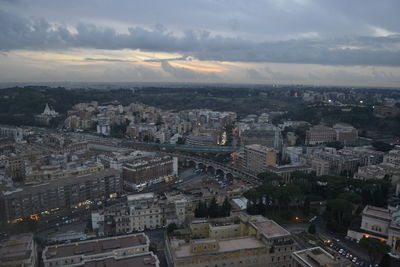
<box><xmin>166</xmin><ymin>215</ymin><xmax>296</xmax><ymax>267</ymax></box>
<box><xmin>123</xmin><ymin>156</ymin><xmax>178</xmax><ymax>189</ymax></box>
<box><xmin>347</xmin><ymin>205</ymin><xmax>400</xmax><ymax>256</ymax></box>
<box><xmin>42</xmin><ymin>233</ymin><xmax>159</xmax><ymax>267</ymax></box>
<box><xmin>0</xmin><ymin>233</ymin><xmax>37</xmax><ymax>267</ymax></box>
<box><xmin>292</xmin><ymin>247</ymin><xmax>352</xmax><ymax>267</ymax></box>
<box><xmin>306</xmin><ymin>125</ymin><xmax>336</xmax><ymax>145</ymax></box>
<box><xmin>333</xmin><ymin>123</ymin><xmax>358</xmax><ymax>143</ymax></box>
<box><xmin>243</xmin><ymin>144</ymin><xmax>277</xmax><ymax>174</ymax></box>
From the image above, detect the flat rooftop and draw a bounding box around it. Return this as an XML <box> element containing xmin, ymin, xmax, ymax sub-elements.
<box><xmin>83</xmin><ymin>253</ymin><xmax>159</xmax><ymax>267</ymax></box>
<box><xmin>173</xmin><ymin>236</ymin><xmax>265</xmax><ymax>258</ymax></box>
<box><xmin>251</xmin><ymin>218</ymin><xmax>291</xmax><ymax>238</ymax></box>
<box><xmin>44</xmin><ymin>233</ymin><xmax>148</xmax><ymax>260</ymax></box>
<box><xmin>293</xmin><ymin>247</ymin><xmax>349</xmax><ymax>267</ymax></box>
<box><xmin>127</xmin><ymin>192</ymin><xmax>155</xmax><ymax>201</ymax></box>
<box><xmin>363</xmin><ymin>205</ymin><xmax>391</xmax><ymax>220</ymax></box>
<box><xmin>0</xmin><ymin>233</ymin><xmax>34</xmax><ymax>262</ymax></box>
<box><xmin>1</xmin><ymin>168</ymin><xmax>120</xmax><ymax>197</ymax></box>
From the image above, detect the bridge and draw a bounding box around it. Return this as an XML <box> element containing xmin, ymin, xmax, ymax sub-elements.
<box><xmin>169</xmin><ymin>154</ymin><xmax>262</xmax><ymax>186</ymax></box>
<box><xmin>120</xmin><ymin>140</ymin><xmax>240</xmax><ymax>153</ymax></box>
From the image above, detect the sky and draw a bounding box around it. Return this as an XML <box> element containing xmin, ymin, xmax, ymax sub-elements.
<box><xmin>0</xmin><ymin>0</ymin><xmax>400</xmax><ymax>87</ymax></box>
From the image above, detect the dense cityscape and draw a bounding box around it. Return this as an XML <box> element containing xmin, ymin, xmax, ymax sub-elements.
<box><xmin>1</xmin><ymin>0</ymin><xmax>400</xmax><ymax>267</ymax></box>
<box><xmin>0</xmin><ymin>85</ymin><xmax>399</xmax><ymax>267</ymax></box>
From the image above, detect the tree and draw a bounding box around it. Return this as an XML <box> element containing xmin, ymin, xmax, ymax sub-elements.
<box><xmin>167</xmin><ymin>223</ymin><xmax>177</xmax><ymax>234</ymax></box>
<box><xmin>372</xmin><ymin>141</ymin><xmax>394</xmax><ymax>152</ymax></box>
<box><xmin>379</xmin><ymin>253</ymin><xmax>391</xmax><ymax>267</ymax></box>
<box><xmin>326</xmin><ymin>199</ymin><xmax>353</xmax><ymax>231</ymax></box>
<box><xmin>221</xmin><ymin>197</ymin><xmax>232</xmax><ymax>217</ymax></box>
<box><xmin>359</xmin><ymin>237</ymin><xmax>391</xmax><ymax>265</ymax></box>
<box><xmin>338</xmin><ymin>192</ymin><xmax>362</xmax><ymax>205</ymax></box>
<box><xmin>209</xmin><ymin>197</ymin><xmax>219</xmax><ymax>218</ymax></box>
<box><xmin>308</xmin><ymin>223</ymin><xmax>316</xmax><ymax>235</ymax></box>
<box><xmin>303</xmin><ymin>197</ymin><xmax>310</xmax><ymax>217</ymax></box>
<box><xmin>194</xmin><ymin>201</ymin><xmax>208</xmax><ymax>218</ymax></box>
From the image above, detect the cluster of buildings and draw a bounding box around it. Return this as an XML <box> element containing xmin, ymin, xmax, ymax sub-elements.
<box><xmin>0</xmin><ymin>125</ymin><xmax>181</xmax><ymax>223</ymax></box>
<box><xmin>42</xmin><ymin>233</ymin><xmax>159</xmax><ymax>267</ymax></box>
<box><xmin>305</xmin><ymin>123</ymin><xmax>358</xmax><ymax>145</ymax></box>
<box><xmin>165</xmin><ymin>214</ymin><xmax>352</xmax><ymax>267</ymax></box>
<box><xmin>347</xmin><ymin>205</ymin><xmax>400</xmax><ymax>255</ymax></box>
<box><xmin>92</xmin><ymin>192</ymin><xmax>192</xmax><ymax>235</ymax></box>
<box><xmin>64</xmin><ymin>101</ymin><xmax>237</xmax><ymax>146</ymax></box>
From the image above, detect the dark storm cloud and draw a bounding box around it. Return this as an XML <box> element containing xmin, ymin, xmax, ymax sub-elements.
<box><xmin>144</xmin><ymin>56</ymin><xmax>189</xmax><ymax>63</ymax></box>
<box><xmin>0</xmin><ymin>7</ymin><xmax>399</xmax><ymax>66</ymax></box>
<box><xmin>84</xmin><ymin>58</ymin><xmax>136</xmax><ymax>63</ymax></box>
<box><xmin>161</xmin><ymin>61</ymin><xmax>218</xmax><ymax>80</ymax></box>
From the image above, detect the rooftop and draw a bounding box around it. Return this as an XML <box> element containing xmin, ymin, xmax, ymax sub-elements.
<box><xmin>292</xmin><ymin>247</ymin><xmax>350</xmax><ymax>267</ymax></box>
<box><xmin>250</xmin><ymin>217</ymin><xmax>291</xmax><ymax>238</ymax></box>
<box><xmin>363</xmin><ymin>205</ymin><xmax>392</xmax><ymax>221</ymax></box>
<box><xmin>172</xmin><ymin>236</ymin><xmax>265</xmax><ymax>258</ymax></box>
<box><xmin>44</xmin><ymin>233</ymin><xmax>148</xmax><ymax>260</ymax></box>
<box><xmin>83</xmin><ymin>252</ymin><xmax>159</xmax><ymax>267</ymax></box>
<box><xmin>0</xmin><ymin>233</ymin><xmax>34</xmax><ymax>263</ymax></box>
<box><xmin>1</xmin><ymin>168</ymin><xmax>120</xmax><ymax>197</ymax></box>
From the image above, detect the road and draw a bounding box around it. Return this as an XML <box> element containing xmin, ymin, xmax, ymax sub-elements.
<box><xmin>139</xmin><ymin>167</ymin><xmax>206</xmax><ymax>194</ymax></box>
<box><xmin>283</xmin><ymin>219</ymin><xmax>372</xmax><ymax>265</ymax></box>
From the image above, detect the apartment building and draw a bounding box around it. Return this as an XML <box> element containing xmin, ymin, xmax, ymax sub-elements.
<box><xmin>123</xmin><ymin>155</ymin><xmax>178</xmax><ymax>189</ymax></box>
<box><xmin>243</xmin><ymin>144</ymin><xmax>277</xmax><ymax>174</ymax></box>
<box><xmin>0</xmin><ymin>168</ymin><xmax>122</xmax><ymax>222</ymax></box>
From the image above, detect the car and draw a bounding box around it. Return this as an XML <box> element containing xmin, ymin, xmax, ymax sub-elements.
<box><xmin>352</xmin><ymin>257</ymin><xmax>358</xmax><ymax>263</ymax></box>
<box><xmin>388</xmin><ymin>252</ymin><xmax>400</xmax><ymax>259</ymax></box>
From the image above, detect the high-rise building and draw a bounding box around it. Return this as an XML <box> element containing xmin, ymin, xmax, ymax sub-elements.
<box><xmin>242</xmin><ymin>144</ymin><xmax>277</xmax><ymax>174</ymax></box>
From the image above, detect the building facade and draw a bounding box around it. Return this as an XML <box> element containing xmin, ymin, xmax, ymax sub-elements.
<box><xmin>0</xmin><ymin>169</ymin><xmax>122</xmax><ymax>222</ymax></box>
<box><xmin>166</xmin><ymin>215</ymin><xmax>296</xmax><ymax>267</ymax></box>
<box><xmin>42</xmin><ymin>233</ymin><xmax>159</xmax><ymax>267</ymax></box>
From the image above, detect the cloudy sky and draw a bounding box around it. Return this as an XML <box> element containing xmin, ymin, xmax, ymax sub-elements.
<box><xmin>0</xmin><ymin>0</ymin><xmax>399</xmax><ymax>87</ymax></box>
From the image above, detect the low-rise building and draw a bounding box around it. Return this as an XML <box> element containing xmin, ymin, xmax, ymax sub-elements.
<box><xmin>292</xmin><ymin>247</ymin><xmax>352</xmax><ymax>267</ymax></box>
<box><xmin>0</xmin><ymin>233</ymin><xmax>37</xmax><ymax>267</ymax></box>
<box><xmin>384</xmin><ymin>149</ymin><xmax>400</xmax><ymax>166</ymax></box>
<box><xmin>347</xmin><ymin>205</ymin><xmax>400</xmax><ymax>255</ymax></box>
<box><xmin>42</xmin><ymin>233</ymin><xmax>159</xmax><ymax>267</ymax></box>
<box><xmin>166</xmin><ymin>215</ymin><xmax>296</xmax><ymax>267</ymax></box>
<box><xmin>306</xmin><ymin>125</ymin><xmax>336</xmax><ymax>145</ymax></box>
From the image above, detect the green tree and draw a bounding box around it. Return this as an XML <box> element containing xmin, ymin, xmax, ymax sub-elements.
<box><xmin>303</xmin><ymin>197</ymin><xmax>310</xmax><ymax>217</ymax></box>
<box><xmin>209</xmin><ymin>197</ymin><xmax>219</xmax><ymax>218</ymax></box>
<box><xmin>308</xmin><ymin>223</ymin><xmax>316</xmax><ymax>235</ymax></box>
<box><xmin>359</xmin><ymin>237</ymin><xmax>391</xmax><ymax>265</ymax></box>
<box><xmin>194</xmin><ymin>201</ymin><xmax>208</xmax><ymax>218</ymax></box>
<box><xmin>167</xmin><ymin>223</ymin><xmax>177</xmax><ymax>234</ymax></box>
<box><xmin>221</xmin><ymin>197</ymin><xmax>232</xmax><ymax>217</ymax></box>
<box><xmin>326</xmin><ymin>199</ymin><xmax>353</xmax><ymax>231</ymax></box>
<box><xmin>372</xmin><ymin>141</ymin><xmax>394</xmax><ymax>152</ymax></box>
<box><xmin>379</xmin><ymin>253</ymin><xmax>391</xmax><ymax>267</ymax></box>
<box><xmin>338</xmin><ymin>192</ymin><xmax>362</xmax><ymax>205</ymax></box>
